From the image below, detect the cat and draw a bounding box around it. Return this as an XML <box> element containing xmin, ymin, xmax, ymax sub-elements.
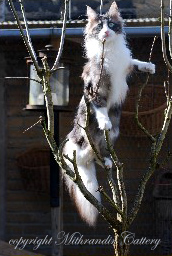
<box><xmin>62</xmin><ymin>1</ymin><xmax>155</xmax><ymax>226</ymax></box>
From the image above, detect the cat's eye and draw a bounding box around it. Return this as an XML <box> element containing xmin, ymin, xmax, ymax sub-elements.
<box><xmin>108</xmin><ymin>22</ymin><xmax>114</xmax><ymax>28</ymax></box>
<box><xmin>97</xmin><ymin>23</ymin><xmax>103</xmax><ymax>29</ymax></box>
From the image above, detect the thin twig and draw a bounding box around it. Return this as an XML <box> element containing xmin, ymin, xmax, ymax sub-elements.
<box><xmin>57</xmin><ymin>141</ymin><xmax>77</xmax><ymax>180</ymax></box>
<box><xmin>41</xmin><ymin>119</ymin><xmax>75</xmax><ymax>181</ymax></box>
<box><xmin>161</xmin><ymin>0</ymin><xmax>172</xmax><ymax>72</ymax></box>
<box><xmin>157</xmin><ymin>99</ymin><xmax>172</xmax><ymax>151</ymax></box>
<box><xmin>135</xmin><ymin>76</ymin><xmax>156</xmax><ymax>141</ymax></box>
<box><xmin>117</xmin><ymin>168</ymin><xmax>127</xmax><ymax>218</ymax></box>
<box><xmin>169</xmin><ymin>0</ymin><xmax>172</xmax><ymax>59</ymax></box>
<box><xmin>82</xmin><ymin>99</ymin><xmax>122</xmax><ymax>211</ymax></box>
<box><xmin>107</xmin><ymin>168</ymin><xmax>121</xmax><ymax>209</ymax></box>
<box><xmin>23</xmin><ymin>116</ymin><xmax>42</xmax><ymax>133</ymax></box>
<box><xmin>69</xmin><ymin>150</ymin><xmax>121</xmax><ymax>229</ymax></box>
<box><xmin>159</xmin><ymin>150</ymin><xmax>172</xmax><ymax>170</ymax></box>
<box><xmin>100</xmin><ymin>0</ymin><xmax>103</xmax><ymax>15</ymax></box>
<box><xmin>42</xmin><ymin>56</ymin><xmax>54</xmax><ymax>134</ymax></box>
<box><xmin>98</xmin><ymin>186</ymin><xmax>123</xmax><ymax>216</ymax></box>
<box><xmin>104</xmin><ymin>130</ymin><xmax>127</xmax><ymax>219</ymax></box>
<box><xmin>135</xmin><ymin>36</ymin><xmax>157</xmax><ymax>141</ymax></box>
<box><xmin>40</xmin><ymin>118</ymin><xmax>59</xmax><ymax>164</ymax></box>
<box><xmin>51</xmin><ymin>0</ymin><xmax>69</xmax><ymax>71</ymax></box>
<box><xmin>7</xmin><ymin>0</ymin><xmax>40</xmax><ymax>74</ymax></box>
<box><xmin>128</xmin><ymin>142</ymin><xmax>157</xmax><ymax>225</ymax></box>
<box><xmin>84</xmin><ymin>98</ymin><xmax>104</xmax><ymax>164</ymax></box>
<box><xmin>50</xmin><ymin>67</ymin><xmax>66</xmax><ymax>72</ymax></box>
<box><xmin>149</xmin><ymin>36</ymin><xmax>157</xmax><ymax>62</ymax></box>
<box><xmin>19</xmin><ymin>0</ymin><xmax>37</xmax><ymax>62</ymax></box>
<box><xmin>5</xmin><ymin>77</ymin><xmax>42</xmax><ymax>83</ymax></box>
<box><xmin>128</xmin><ymin>3</ymin><xmax>172</xmax><ymax>226</ymax></box>
<box><xmin>93</xmin><ymin>39</ymin><xmax>106</xmax><ymax>97</ymax></box>
<box><xmin>164</xmin><ymin>81</ymin><xmax>170</xmax><ymax>104</ymax></box>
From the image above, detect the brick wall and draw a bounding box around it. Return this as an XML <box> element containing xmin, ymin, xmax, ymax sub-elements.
<box><xmin>0</xmin><ymin>46</ymin><xmax>6</xmax><ymax>240</ymax></box>
<box><xmin>1</xmin><ymin>34</ymin><xmax>172</xmax><ymax>256</ymax></box>
<box><xmin>2</xmin><ymin>38</ymin><xmax>52</xmax><ymax>255</ymax></box>
<box><xmin>1</xmin><ymin>38</ymin><xmax>85</xmax><ymax>255</ymax></box>
<box><xmin>61</xmin><ymin>36</ymin><xmax>172</xmax><ymax>256</ymax></box>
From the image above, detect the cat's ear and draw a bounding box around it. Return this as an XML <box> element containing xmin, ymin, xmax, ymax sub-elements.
<box><xmin>108</xmin><ymin>1</ymin><xmax>121</xmax><ymax>21</ymax></box>
<box><xmin>87</xmin><ymin>6</ymin><xmax>97</xmax><ymax>21</ymax></box>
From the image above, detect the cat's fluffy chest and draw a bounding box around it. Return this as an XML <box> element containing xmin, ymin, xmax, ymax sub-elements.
<box><xmin>85</xmin><ymin>36</ymin><xmax>131</xmax><ymax>106</ymax></box>
<box><xmin>104</xmin><ymin>46</ymin><xmax>131</xmax><ymax>107</ymax></box>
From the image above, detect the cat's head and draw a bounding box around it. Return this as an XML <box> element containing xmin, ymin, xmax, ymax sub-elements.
<box><xmin>85</xmin><ymin>1</ymin><xmax>123</xmax><ymax>42</ymax></box>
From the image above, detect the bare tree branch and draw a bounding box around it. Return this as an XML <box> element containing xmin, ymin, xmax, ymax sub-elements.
<box><xmin>84</xmin><ymin>99</ymin><xmax>104</xmax><ymax>164</ymax></box>
<box><xmin>100</xmin><ymin>0</ymin><xmax>103</xmax><ymax>15</ymax></box>
<box><xmin>19</xmin><ymin>0</ymin><xmax>37</xmax><ymax>62</ymax></box>
<box><xmin>135</xmin><ymin>36</ymin><xmax>157</xmax><ymax>141</ymax></box>
<box><xmin>161</xmin><ymin>0</ymin><xmax>172</xmax><ymax>72</ymax></box>
<box><xmin>23</xmin><ymin>116</ymin><xmax>42</xmax><ymax>133</ymax></box>
<box><xmin>135</xmin><ymin>75</ymin><xmax>156</xmax><ymax>141</ymax></box>
<box><xmin>93</xmin><ymin>39</ymin><xmax>106</xmax><ymax>97</ymax></box>
<box><xmin>129</xmin><ymin>61</ymin><xmax>172</xmax><ymax>226</ymax></box>
<box><xmin>41</xmin><ymin>116</ymin><xmax>59</xmax><ymax>163</ymax></box>
<box><xmin>127</xmin><ymin>141</ymin><xmax>157</xmax><ymax>225</ymax></box>
<box><xmin>104</xmin><ymin>130</ymin><xmax>127</xmax><ymax>220</ymax></box>
<box><xmin>66</xmin><ymin>150</ymin><xmax>121</xmax><ymax>229</ymax></box>
<box><xmin>7</xmin><ymin>1</ymin><xmax>172</xmax><ymax>254</ymax></box>
<box><xmin>156</xmin><ymin>99</ymin><xmax>172</xmax><ymax>152</ymax></box>
<box><xmin>98</xmin><ymin>186</ymin><xmax>123</xmax><ymax>216</ymax></box>
<box><xmin>7</xmin><ymin>0</ymin><xmax>40</xmax><ymax>74</ymax></box>
<box><xmin>83</xmin><ymin>99</ymin><xmax>122</xmax><ymax>210</ymax></box>
<box><xmin>5</xmin><ymin>77</ymin><xmax>42</xmax><ymax>84</ymax></box>
<box><xmin>169</xmin><ymin>0</ymin><xmax>172</xmax><ymax>58</ymax></box>
<box><xmin>51</xmin><ymin>0</ymin><xmax>69</xmax><ymax>71</ymax></box>
<box><xmin>127</xmin><ymin>28</ymin><xmax>172</xmax><ymax>226</ymax></box>
<box><xmin>164</xmin><ymin>80</ymin><xmax>170</xmax><ymax>104</ymax></box>
<box><xmin>149</xmin><ymin>36</ymin><xmax>157</xmax><ymax>62</ymax></box>
<box><xmin>42</xmin><ymin>56</ymin><xmax>54</xmax><ymax>134</ymax></box>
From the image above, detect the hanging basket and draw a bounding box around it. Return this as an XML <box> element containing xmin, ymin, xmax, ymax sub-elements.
<box><xmin>120</xmin><ymin>84</ymin><xmax>167</xmax><ymax>137</ymax></box>
<box><xmin>16</xmin><ymin>148</ymin><xmax>50</xmax><ymax>193</ymax></box>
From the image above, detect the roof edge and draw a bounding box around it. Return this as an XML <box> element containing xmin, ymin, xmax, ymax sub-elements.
<box><xmin>0</xmin><ymin>17</ymin><xmax>168</xmax><ymax>29</ymax></box>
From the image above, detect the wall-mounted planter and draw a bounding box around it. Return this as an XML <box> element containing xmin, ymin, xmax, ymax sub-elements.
<box><xmin>120</xmin><ymin>84</ymin><xmax>167</xmax><ymax>137</ymax></box>
<box><xmin>17</xmin><ymin>148</ymin><xmax>50</xmax><ymax>193</ymax></box>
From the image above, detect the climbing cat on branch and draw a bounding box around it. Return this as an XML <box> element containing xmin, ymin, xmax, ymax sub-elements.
<box><xmin>63</xmin><ymin>1</ymin><xmax>155</xmax><ymax>226</ymax></box>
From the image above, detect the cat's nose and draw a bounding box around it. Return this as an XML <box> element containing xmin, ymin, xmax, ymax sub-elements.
<box><xmin>105</xmin><ymin>31</ymin><xmax>109</xmax><ymax>37</ymax></box>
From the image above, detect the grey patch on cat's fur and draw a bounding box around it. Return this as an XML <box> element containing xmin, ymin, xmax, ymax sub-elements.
<box><xmin>67</xmin><ymin>5</ymin><xmax>124</xmax><ymax>158</ymax></box>
<box><xmin>83</xmin><ymin>59</ymin><xmax>111</xmax><ymax>109</ymax></box>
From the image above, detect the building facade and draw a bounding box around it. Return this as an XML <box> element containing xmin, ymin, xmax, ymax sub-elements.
<box><xmin>0</xmin><ymin>1</ymin><xmax>171</xmax><ymax>256</ymax></box>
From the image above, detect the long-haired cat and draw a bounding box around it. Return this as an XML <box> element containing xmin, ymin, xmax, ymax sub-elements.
<box><xmin>63</xmin><ymin>1</ymin><xmax>155</xmax><ymax>226</ymax></box>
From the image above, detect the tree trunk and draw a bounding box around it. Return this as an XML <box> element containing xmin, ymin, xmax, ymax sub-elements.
<box><xmin>113</xmin><ymin>230</ymin><xmax>130</xmax><ymax>256</ymax></box>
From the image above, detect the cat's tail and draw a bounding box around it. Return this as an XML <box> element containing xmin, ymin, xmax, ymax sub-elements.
<box><xmin>63</xmin><ymin>141</ymin><xmax>100</xmax><ymax>226</ymax></box>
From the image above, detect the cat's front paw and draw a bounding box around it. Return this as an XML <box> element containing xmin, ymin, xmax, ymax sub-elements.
<box><xmin>98</xmin><ymin>118</ymin><xmax>112</xmax><ymax>130</ymax></box>
<box><xmin>138</xmin><ymin>62</ymin><xmax>155</xmax><ymax>74</ymax></box>
<box><xmin>104</xmin><ymin>157</ymin><xmax>113</xmax><ymax>169</ymax></box>
<box><xmin>145</xmin><ymin>63</ymin><xmax>155</xmax><ymax>74</ymax></box>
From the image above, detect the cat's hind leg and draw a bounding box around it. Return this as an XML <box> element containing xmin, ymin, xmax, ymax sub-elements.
<box><xmin>104</xmin><ymin>157</ymin><xmax>113</xmax><ymax>169</ymax></box>
<box><xmin>94</xmin><ymin>107</ymin><xmax>112</xmax><ymax>130</ymax></box>
<box><xmin>62</xmin><ymin>138</ymin><xmax>101</xmax><ymax>226</ymax></box>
